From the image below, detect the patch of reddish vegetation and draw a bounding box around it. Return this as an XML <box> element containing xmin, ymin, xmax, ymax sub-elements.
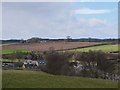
<box><xmin>2</xmin><ymin>42</ymin><xmax>100</xmax><ymax>51</ymax></box>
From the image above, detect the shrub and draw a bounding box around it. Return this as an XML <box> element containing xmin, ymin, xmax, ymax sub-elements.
<box><xmin>44</xmin><ymin>49</ymin><xmax>71</xmax><ymax>75</ymax></box>
<box><xmin>75</xmin><ymin>50</ymin><xmax>116</xmax><ymax>79</ymax></box>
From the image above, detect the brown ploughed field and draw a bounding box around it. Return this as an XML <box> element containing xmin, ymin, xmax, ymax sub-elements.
<box><xmin>2</xmin><ymin>42</ymin><xmax>100</xmax><ymax>51</ymax></box>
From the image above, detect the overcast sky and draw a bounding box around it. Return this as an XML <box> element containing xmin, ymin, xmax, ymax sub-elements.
<box><xmin>2</xmin><ymin>1</ymin><xmax>118</xmax><ymax>40</ymax></box>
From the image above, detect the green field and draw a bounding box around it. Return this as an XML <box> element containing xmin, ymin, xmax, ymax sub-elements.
<box><xmin>2</xmin><ymin>59</ymin><xmax>24</xmax><ymax>63</ymax></box>
<box><xmin>68</xmin><ymin>44</ymin><xmax>119</xmax><ymax>53</ymax></box>
<box><xmin>0</xmin><ymin>69</ymin><xmax>1</xmax><ymax>90</ymax></box>
<box><xmin>2</xmin><ymin>49</ymin><xmax>31</xmax><ymax>54</ymax></box>
<box><xmin>2</xmin><ymin>70</ymin><xmax>118</xmax><ymax>88</ymax></box>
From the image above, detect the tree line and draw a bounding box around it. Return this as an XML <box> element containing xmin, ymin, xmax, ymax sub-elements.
<box><xmin>44</xmin><ymin>50</ymin><xmax>118</xmax><ymax>80</ymax></box>
<box><xmin>2</xmin><ymin>37</ymin><xmax>119</xmax><ymax>44</ymax></box>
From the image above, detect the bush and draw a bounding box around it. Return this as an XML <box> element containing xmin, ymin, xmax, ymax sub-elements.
<box><xmin>74</xmin><ymin>50</ymin><xmax>116</xmax><ymax>79</ymax></box>
<box><xmin>44</xmin><ymin>50</ymin><xmax>71</xmax><ymax>75</ymax></box>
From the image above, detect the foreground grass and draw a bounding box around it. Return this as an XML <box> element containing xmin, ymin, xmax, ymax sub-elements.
<box><xmin>0</xmin><ymin>69</ymin><xmax>2</xmax><ymax>89</ymax></box>
<box><xmin>69</xmin><ymin>44</ymin><xmax>118</xmax><ymax>53</ymax></box>
<box><xmin>2</xmin><ymin>70</ymin><xmax>118</xmax><ymax>88</ymax></box>
<box><xmin>2</xmin><ymin>49</ymin><xmax>31</xmax><ymax>54</ymax></box>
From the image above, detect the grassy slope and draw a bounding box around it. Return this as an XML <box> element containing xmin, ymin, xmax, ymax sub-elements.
<box><xmin>2</xmin><ymin>70</ymin><xmax>118</xmax><ymax>88</ymax></box>
<box><xmin>69</xmin><ymin>44</ymin><xmax>118</xmax><ymax>53</ymax></box>
<box><xmin>1</xmin><ymin>43</ymin><xmax>30</xmax><ymax>54</ymax></box>
<box><xmin>2</xmin><ymin>59</ymin><xmax>24</xmax><ymax>63</ymax></box>
<box><xmin>2</xmin><ymin>49</ymin><xmax>31</xmax><ymax>54</ymax></box>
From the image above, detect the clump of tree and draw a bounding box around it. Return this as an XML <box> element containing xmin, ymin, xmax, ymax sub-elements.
<box><xmin>29</xmin><ymin>50</ymin><xmax>117</xmax><ymax>79</ymax></box>
<box><xmin>75</xmin><ymin>50</ymin><xmax>116</xmax><ymax>79</ymax></box>
<box><xmin>26</xmin><ymin>37</ymin><xmax>42</xmax><ymax>43</ymax></box>
<box><xmin>26</xmin><ymin>51</ymin><xmax>44</xmax><ymax>60</ymax></box>
<box><xmin>44</xmin><ymin>49</ymin><xmax>73</xmax><ymax>75</ymax></box>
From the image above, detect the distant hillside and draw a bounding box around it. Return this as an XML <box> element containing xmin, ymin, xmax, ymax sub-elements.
<box><xmin>1</xmin><ymin>37</ymin><xmax>119</xmax><ymax>44</ymax></box>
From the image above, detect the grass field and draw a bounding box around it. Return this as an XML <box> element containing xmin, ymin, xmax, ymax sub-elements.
<box><xmin>0</xmin><ymin>69</ymin><xmax>1</xmax><ymax>90</ymax></box>
<box><xmin>2</xmin><ymin>70</ymin><xmax>118</xmax><ymax>88</ymax></box>
<box><xmin>2</xmin><ymin>49</ymin><xmax>31</xmax><ymax>54</ymax></box>
<box><xmin>68</xmin><ymin>44</ymin><xmax>118</xmax><ymax>53</ymax></box>
<box><xmin>2</xmin><ymin>59</ymin><xmax>24</xmax><ymax>63</ymax></box>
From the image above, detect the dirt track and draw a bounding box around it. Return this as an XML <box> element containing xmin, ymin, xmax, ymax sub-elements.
<box><xmin>2</xmin><ymin>42</ymin><xmax>100</xmax><ymax>51</ymax></box>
